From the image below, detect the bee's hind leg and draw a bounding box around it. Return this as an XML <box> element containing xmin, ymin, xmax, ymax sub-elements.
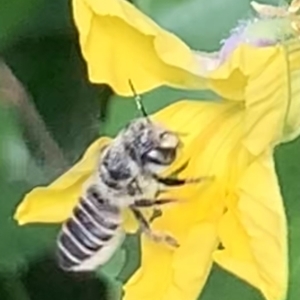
<box><xmin>130</xmin><ymin>207</ymin><xmax>179</xmax><ymax>248</ymax></box>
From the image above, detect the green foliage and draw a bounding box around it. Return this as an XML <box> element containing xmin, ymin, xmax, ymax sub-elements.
<box><xmin>0</xmin><ymin>0</ymin><xmax>299</xmax><ymax>300</ymax></box>
<box><xmin>134</xmin><ymin>0</ymin><xmax>250</xmax><ymax>50</ymax></box>
<box><xmin>0</xmin><ymin>0</ymin><xmax>41</xmax><ymax>50</ymax></box>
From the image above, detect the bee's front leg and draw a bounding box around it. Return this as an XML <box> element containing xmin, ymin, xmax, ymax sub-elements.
<box><xmin>130</xmin><ymin>207</ymin><xmax>179</xmax><ymax>248</ymax></box>
<box><xmin>153</xmin><ymin>174</ymin><xmax>213</xmax><ymax>187</ymax></box>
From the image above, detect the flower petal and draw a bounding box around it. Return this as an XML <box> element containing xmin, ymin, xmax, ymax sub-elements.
<box><xmin>14</xmin><ymin>137</ymin><xmax>111</xmax><ymax>225</ymax></box>
<box><xmin>152</xmin><ymin>99</ymin><xmax>244</xmax><ymax>187</ymax></box>
<box><xmin>72</xmin><ymin>0</ymin><xmax>206</xmax><ymax>95</ymax></box>
<box><xmin>124</xmin><ymin>222</ymin><xmax>218</xmax><ymax>300</ymax></box>
<box><xmin>208</xmin><ymin>43</ymin><xmax>279</xmax><ymax>101</ymax></box>
<box><xmin>208</xmin><ymin>38</ymin><xmax>300</xmax><ymax>155</ymax></box>
<box><xmin>124</xmin><ymin>99</ymin><xmax>247</xmax><ymax>300</ymax></box>
<box><xmin>149</xmin><ymin>100</ymin><xmax>245</xmax><ymax>235</ymax></box>
<box><xmin>214</xmin><ymin>150</ymin><xmax>288</xmax><ymax>300</ymax></box>
<box><xmin>289</xmin><ymin>0</ymin><xmax>300</xmax><ymax>13</ymax></box>
<box><xmin>244</xmin><ymin>39</ymin><xmax>300</xmax><ymax>154</ymax></box>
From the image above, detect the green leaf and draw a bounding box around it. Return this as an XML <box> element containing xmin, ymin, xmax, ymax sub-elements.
<box><xmin>102</xmin><ymin>276</ymin><xmax>123</xmax><ymax>300</ymax></box>
<box><xmin>0</xmin><ymin>0</ymin><xmax>41</xmax><ymax>50</ymax></box>
<box><xmin>134</xmin><ymin>0</ymin><xmax>250</xmax><ymax>51</ymax></box>
<box><xmin>134</xmin><ymin>0</ymin><xmax>284</xmax><ymax>51</ymax></box>
<box><xmin>0</xmin><ymin>0</ymin><xmax>74</xmax><ymax>51</ymax></box>
<box><xmin>98</xmin><ymin>248</ymin><xmax>127</xmax><ymax>279</ymax></box>
<box><xmin>117</xmin><ymin>235</ymin><xmax>141</xmax><ymax>283</ymax></box>
<box><xmin>96</xmin><ymin>249</ymin><xmax>127</xmax><ymax>300</ymax></box>
<box><xmin>96</xmin><ymin>234</ymin><xmax>142</xmax><ymax>299</ymax></box>
<box><xmin>95</xmin><ymin>234</ymin><xmax>141</xmax><ymax>286</ymax></box>
<box><xmin>275</xmin><ymin>138</ymin><xmax>300</xmax><ymax>300</ymax></box>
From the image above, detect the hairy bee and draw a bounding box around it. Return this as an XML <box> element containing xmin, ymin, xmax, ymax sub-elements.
<box><xmin>56</xmin><ymin>82</ymin><xmax>200</xmax><ymax>272</ymax></box>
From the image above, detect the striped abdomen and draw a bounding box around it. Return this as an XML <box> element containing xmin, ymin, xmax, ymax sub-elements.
<box><xmin>56</xmin><ymin>189</ymin><xmax>123</xmax><ymax>271</ymax></box>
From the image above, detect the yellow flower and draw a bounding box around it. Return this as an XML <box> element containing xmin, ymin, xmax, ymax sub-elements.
<box><xmin>124</xmin><ymin>100</ymin><xmax>287</xmax><ymax>300</ymax></box>
<box><xmin>14</xmin><ymin>1</ymin><xmax>300</xmax><ymax>300</ymax></box>
<box><xmin>72</xmin><ymin>0</ymin><xmax>300</xmax><ymax>148</ymax></box>
<box><xmin>15</xmin><ymin>99</ymin><xmax>288</xmax><ymax>300</ymax></box>
<box><xmin>72</xmin><ymin>0</ymin><xmax>207</xmax><ymax>95</ymax></box>
<box><xmin>72</xmin><ymin>0</ymin><xmax>300</xmax><ymax>98</ymax></box>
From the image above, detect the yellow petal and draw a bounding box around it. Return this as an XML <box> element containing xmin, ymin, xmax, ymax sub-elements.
<box><xmin>291</xmin><ymin>19</ymin><xmax>300</xmax><ymax>34</ymax></box>
<box><xmin>149</xmin><ymin>100</ymin><xmax>246</xmax><ymax>233</ymax></box>
<box><xmin>124</xmin><ymin>222</ymin><xmax>219</xmax><ymax>300</ymax></box>
<box><xmin>214</xmin><ymin>150</ymin><xmax>288</xmax><ymax>300</ymax></box>
<box><xmin>289</xmin><ymin>0</ymin><xmax>300</xmax><ymax>13</ymax></box>
<box><xmin>72</xmin><ymin>0</ymin><xmax>206</xmax><ymax>95</ymax></box>
<box><xmin>280</xmin><ymin>39</ymin><xmax>300</xmax><ymax>142</ymax></box>
<box><xmin>152</xmin><ymin>100</ymin><xmax>244</xmax><ymax>188</ymax></box>
<box><xmin>244</xmin><ymin>39</ymin><xmax>300</xmax><ymax>154</ymax></box>
<box><xmin>208</xmin><ymin>43</ymin><xmax>279</xmax><ymax>101</ymax></box>
<box><xmin>209</xmin><ymin>39</ymin><xmax>300</xmax><ymax>155</ymax></box>
<box><xmin>14</xmin><ymin>137</ymin><xmax>111</xmax><ymax>225</ymax></box>
<box><xmin>124</xmin><ymin>99</ymin><xmax>248</xmax><ymax>300</ymax></box>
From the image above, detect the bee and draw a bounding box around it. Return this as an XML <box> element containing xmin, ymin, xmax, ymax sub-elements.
<box><xmin>56</xmin><ymin>81</ymin><xmax>202</xmax><ymax>272</ymax></box>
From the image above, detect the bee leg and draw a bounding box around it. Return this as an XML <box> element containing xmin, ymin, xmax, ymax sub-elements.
<box><xmin>149</xmin><ymin>208</ymin><xmax>162</xmax><ymax>223</ymax></box>
<box><xmin>133</xmin><ymin>199</ymin><xmax>177</xmax><ymax>223</ymax></box>
<box><xmin>154</xmin><ymin>175</ymin><xmax>213</xmax><ymax>187</ymax></box>
<box><xmin>130</xmin><ymin>207</ymin><xmax>179</xmax><ymax>248</ymax></box>
<box><xmin>133</xmin><ymin>198</ymin><xmax>177</xmax><ymax>207</ymax></box>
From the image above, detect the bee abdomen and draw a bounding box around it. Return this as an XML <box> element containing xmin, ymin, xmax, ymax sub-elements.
<box><xmin>56</xmin><ymin>195</ymin><xmax>121</xmax><ymax>271</ymax></box>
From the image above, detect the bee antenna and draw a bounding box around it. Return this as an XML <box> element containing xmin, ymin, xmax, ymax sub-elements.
<box><xmin>128</xmin><ymin>80</ymin><xmax>149</xmax><ymax>120</ymax></box>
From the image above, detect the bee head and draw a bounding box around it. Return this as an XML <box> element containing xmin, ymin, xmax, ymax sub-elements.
<box><xmin>123</xmin><ymin>118</ymin><xmax>180</xmax><ymax>174</ymax></box>
<box><xmin>126</xmin><ymin>80</ymin><xmax>180</xmax><ymax>174</ymax></box>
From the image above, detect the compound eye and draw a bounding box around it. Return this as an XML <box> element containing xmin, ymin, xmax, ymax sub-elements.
<box><xmin>144</xmin><ymin>147</ymin><xmax>176</xmax><ymax>166</ymax></box>
<box><xmin>159</xmin><ymin>132</ymin><xmax>169</xmax><ymax>139</ymax></box>
<box><xmin>159</xmin><ymin>131</ymin><xmax>179</xmax><ymax>149</ymax></box>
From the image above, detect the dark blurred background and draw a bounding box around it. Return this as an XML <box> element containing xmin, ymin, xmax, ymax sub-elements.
<box><xmin>0</xmin><ymin>1</ymin><xmax>113</xmax><ymax>299</ymax></box>
<box><xmin>0</xmin><ymin>1</ymin><xmax>299</xmax><ymax>300</ymax></box>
